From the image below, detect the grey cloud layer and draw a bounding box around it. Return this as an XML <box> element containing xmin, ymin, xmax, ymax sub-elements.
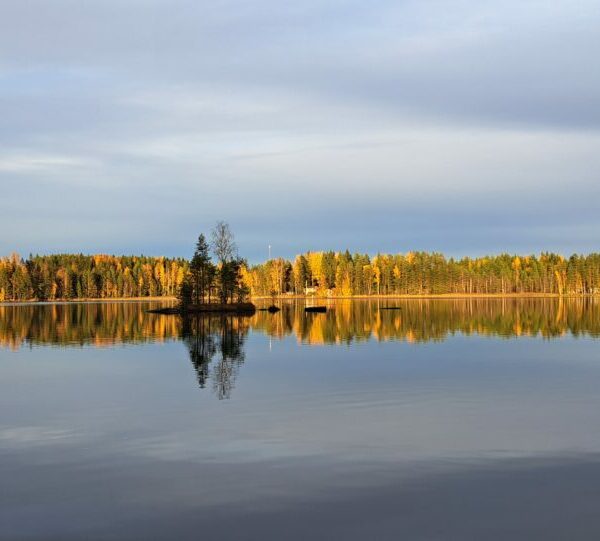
<box><xmin>1</xmin><ymin>0</ymin><xmax>599</xmax><ymax>259</ymax></box>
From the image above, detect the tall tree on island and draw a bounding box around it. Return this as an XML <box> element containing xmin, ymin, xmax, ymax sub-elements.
<box><xmin>190</xmin><ymin>234</ymin><xmax>214</xmax><ymax>305</ymax></box>
<box><xmin>211</xmin><ymin>221</ymin><xmax>246</xmax><ymax>304</ymax></box>
<box><xmin>211</xmin><ymin>221</ymin><xmax>236</xmax><ymax>264</ymax></box>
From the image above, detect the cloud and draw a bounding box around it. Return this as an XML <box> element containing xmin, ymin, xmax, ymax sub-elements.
<box><xmin>0</xmin><ymin>152</ymin><xmax>98</xmax><ymax>173</ymax></box>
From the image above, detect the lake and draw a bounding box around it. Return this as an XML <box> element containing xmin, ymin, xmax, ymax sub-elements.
<box><xmin>1</xmin><ymin>298</ymin><xmax>600</xmax><ymax>540</ymax></box>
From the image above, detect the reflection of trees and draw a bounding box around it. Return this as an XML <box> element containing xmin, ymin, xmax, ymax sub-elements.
<box><xmin>181</xmin><ymin>315</ymin><xmax>249</xmax><ymax>399</ymax></box>
<box><xmin>0</xmin><ymin>302</ymin><xmax>180</xmax><ymax>349</ymax></box>
<box><xmin>2</xmin><ymin>297</ymin><xmax>600</xmax><ymax>353</ymax></box>
<box><xmin>251</xmin><ymin>297</ymin><xmax>600</xmax><ymax>345</ymax></box>
<box><xmin>182</xmin><ymin>317</ymin><xmax>216</xmax><ymax>388</ymax></box>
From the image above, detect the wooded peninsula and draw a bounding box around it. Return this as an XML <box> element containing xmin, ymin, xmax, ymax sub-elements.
<box><xmin>1</xmin><ymin>225</ymin><xmax>599</xmax><ymax>301</ymax></box>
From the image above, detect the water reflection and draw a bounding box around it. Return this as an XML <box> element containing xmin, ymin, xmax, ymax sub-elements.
<box><xmin>0</xmin><ymin>301</ymin><xmax>179</xmax><ymax>349</ymax></box>
<box><xmin>1</xmin><ymin>297</ymin><xmax>600</xmax><ymax>350</ymax></box>
<box><xmin>182</xmin><ymin>316</ymin><xmax>248</xmax><ymax>399</ymax></box>
<box><xmin>256</xmin><ymin>298</ymin><xmax>600</xmax><ymax>344</ymax></box>
<box><xmin>3</xmin><ymin>299</ymin><xmax>600</xmax><ymax>538</ymax></box>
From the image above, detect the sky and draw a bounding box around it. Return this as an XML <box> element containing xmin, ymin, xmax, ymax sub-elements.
<box><xmin>1</xmin><ymin>0</ymin><xmax>599</xmax><ymax>263</ymax></box>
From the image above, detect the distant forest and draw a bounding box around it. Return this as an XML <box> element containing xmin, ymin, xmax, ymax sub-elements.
<box><xmin>0</xmin><ymin>254</ymin><xmax>189</xmax><ymax>301</ymax></box>
<box><xmin>1</xmin><ymin>250</ymin><xmax>600</xmax><ymax>301</ymax></box>
<box><xmin>244</xmin><ymin>252</ymin><xmax>600</xmax><ymax>297</ymax></box>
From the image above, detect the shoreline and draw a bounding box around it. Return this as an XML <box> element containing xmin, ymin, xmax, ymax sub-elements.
<box><xmin>0</xmin><ymin>296</ymin><xmax>177</xmax><ymax>305</ymax></box>
<box><xmin>2</xmin><ymin>293</ymin><xmax>599</xmax><ymax>305</ymax></box>
<box><xmin>253</xmin><ymin>293</ymin><xmax>599</xmax><ymax>300</ymax></box>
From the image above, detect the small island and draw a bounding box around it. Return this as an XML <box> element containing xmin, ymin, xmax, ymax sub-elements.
<box><xmin>149</xmin><ymin>303</ymin><xmax>256</xmax><ymax>315</ymax></box>
<box><xmin>149</xmin><ymin>222</ymin><xmax>256</xmax><ymax>316</ymax></box>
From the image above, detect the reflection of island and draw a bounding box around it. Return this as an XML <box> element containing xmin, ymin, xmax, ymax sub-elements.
<box><xmin>182</xmin><ymin>315</ymin><xmax>249</xmax><ymax>399</ymax></box>
<box><xmin>1</xmin><ymin>298</ymin><xmax>600</xmax><ymax>351</ymax></box>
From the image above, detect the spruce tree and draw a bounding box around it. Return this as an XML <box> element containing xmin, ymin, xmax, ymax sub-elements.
<box><xmin>190</xmin><ymin>234</ymin><xmax>212</xmax><ymax>304</ymax></box>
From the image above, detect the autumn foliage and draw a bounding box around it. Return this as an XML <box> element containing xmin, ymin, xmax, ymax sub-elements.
<box><xmin>2</xmin><ymin>250</ymin><xmax>600</xmax><ymax>302</ymax></box>
<box><xmin>0</xmin><ymin>253</ymin><xmax>188</xmax><ymax>301</ymax></box>
<box><xmin>242</xmin><ymin>251</ymin><xmax>600</xmax><ymax>297</ymax></box>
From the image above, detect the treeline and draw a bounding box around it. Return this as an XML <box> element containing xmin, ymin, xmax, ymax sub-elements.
<box><xmin>243</xmin><ymin>251</ymin><xmax>600</xmax><ymax>297</ymax></box>
<box><xmin>0</xmin><ymin>253</ymin><xmax>188</xmax><ymax>301</ymax></box>
<box><xmin>0</xmin><ymin>221</ymin><xmax>247</xmax><ymax>303</ymax></box>
<box><xmin>3</xmin><ymin>249</ymin><xmax>600</xmax><ymax>302</ymax></box>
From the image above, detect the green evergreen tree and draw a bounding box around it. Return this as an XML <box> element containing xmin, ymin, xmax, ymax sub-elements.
<box><xmin>190</xmin><ymin>234</ymin><xmax>213</xmax><ymax>304</ymax></box>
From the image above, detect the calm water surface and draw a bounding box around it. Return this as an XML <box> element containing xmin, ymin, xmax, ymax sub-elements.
<box><xmin>1</xmin><ymin>299</ymin><xmax>600</xmax><ymax>540</ymax></box>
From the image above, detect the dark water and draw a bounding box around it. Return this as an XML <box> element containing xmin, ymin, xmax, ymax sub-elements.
<box><xmin>1</xmin><ymin>298</ymin><xmax>600</xmax><ymax>540</ymax></box>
